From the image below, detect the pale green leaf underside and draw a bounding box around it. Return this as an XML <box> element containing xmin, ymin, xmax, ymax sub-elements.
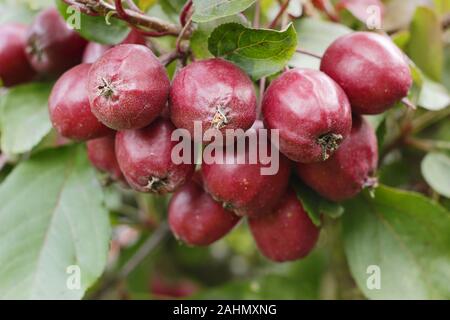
<box><xmin>343</xmin><ymin>185</ymin><xmax>450</xmax><ymax>299</ymax></box>
<box><xmin>0</xmin><ymin>146</ymin><xmax>111</xmax><ymax>299</ymax></box>
<box><xmin>192</xmin><ymin>0</ymin><xmax>256</xmax><ymax>23</ymax></box>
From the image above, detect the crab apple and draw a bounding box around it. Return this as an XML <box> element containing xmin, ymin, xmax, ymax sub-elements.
<box><xmin>296</xmin><ymin>115</ymin><xmax>378</xmax><ymax>202</ymax></box>
<box><xmin>262</xmin><ymin>68</ymin><xmax>352</xmax><ymax>163</ymax></box>
<box><xmin>25</xmin><ymin>8</ymin><xmax>87</xmax><ymax>76</ymax></box>
<box><xmin>168</xmin><ymin>174</ymin><xmax>241</xmax><ymax>246</ymax></box>
<box><xmin>115</xmin><ymin>118</ymin><xmax>195</xmax><ymax>194</ymax></box>
<box><xmin>82</xmin><ymin>30</ymin><xmax>146</xmax><ymax>63</ymax></box>
<box><xmin>48</xmin><ymin>63</ymin><xmax>113</xmax><ymax>141</ymax></box>
<box><xmin>88</xmin><ymin>44</ymin><xmax>170</xmax><ymax>130</ymax></box>
<box><xmin>320</xmin><ymin>32</ymin><xmax>412</xmax><ymax>115</ymax></box>
<box><xmin>170</xmin><ymin>58</ymin><xmax>257</xmax><ymax>140</ymax></box>
<box><xmin>249</xmin><ymin>188</ymin><xmax>320</xmax><ymax>262</ymax></box>
<box><xmin>87</xmin><ymin>134</ymin><xmax>125</xmax><ymax>182</ymax></box>
<box><xmin>201</xmin><ymin>121</ymin><xmax>292</xmax><ymax>217</ymax></box>
<box><xmin>0</xmin><ymin>24</ymin><xmax>36</xmax><ymax>87</ymax></box>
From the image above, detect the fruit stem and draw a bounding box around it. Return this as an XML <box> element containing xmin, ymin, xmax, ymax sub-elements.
<box><xmin>317</xmin><ymin>133</ymin><xmax>343</xmax><ymax>161</ymax></box>
<box><xmin>268</xmin><ymin>0</ymin><xmax>291</xmax><ymax>29</ymax></box>
<box><xmin>401</xmin><ymin>97</ymin><xmax>417</xmax><ymax>110</ymax></box>
<box><xmin>63</xmin><ymin>0</ymin><xmax>181</xmax><ymax>35</ymax></box>
<box><xmin>296</xmin><ymin>49</ymin><xmax>323</xmax><ymax>60</ymax></box>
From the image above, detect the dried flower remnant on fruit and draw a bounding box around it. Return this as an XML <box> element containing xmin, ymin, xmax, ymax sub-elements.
<box><xmin>317</xmin><ymin>133</ymin><xmax>344</xmax><ymax>161</ymax></box>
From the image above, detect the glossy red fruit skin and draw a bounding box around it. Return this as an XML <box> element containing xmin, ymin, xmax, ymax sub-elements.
<box><xmin>0</xmin><ymin>24</ymin><xmax>36</xmax><ymax>87</ymax></box>
<box><xmin>168</xmin><ymin>174</ymin><xmax>241</xmax><ymax>246</ymax></box>
<box><xmin>201</xmin><ymin>121</ymin><xmax>292</xmax><ymax>217</ymax></box>
<box><xmin>48</xmin><ymin>63</ymin><xmax>113</xmax><ymax>141</ymax></box>
<box><xmin>296</xmin><ymin>115</ymin><xmax>378</xmax><ymax>202</ymax></box>
<box><xmin>115</xmin><ymin>118</ymin><xmax>195</xmax><ymax>194</ymax></box>
<box><xmin>320</xmin><ymin>32</ymin><xmax>412</xmax><ymax>115</ymax></box>
<box><xmin>25</xmin><ymin>8</ymin><xmax>87</xmax><ymax>76</ymax></box>
<box><xmin>249</xmin><ymin>188</ymin><xmax>320</xmax><ymax>262</ymax></box>
<box><xmin>87</xmin><ymin>134</ymin><xmax>125</xmax><ymax>182</ymax></box>
<box><xmin>170</xmin><ymin>58</ymin><xmax>257</xmax><ymax>139</ymax></box>
<box><xmin>262</xmin><ymin>68</ymin><xmax>352</xmax><ymax>163</ymax></box>
<box><xmin>82</xmin><ymin>30</ymin><xmax>146</xmax><ymax>64</ymax></box>
<box><xmin>88</xmin><ymin>44</ymin><xmax>170</xmax><ymax>130</ymax></box>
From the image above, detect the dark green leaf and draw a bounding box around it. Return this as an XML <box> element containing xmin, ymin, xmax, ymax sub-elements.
<box><xmin>343</xmin><ymin>185</ymin><xmax>450</xmax><ymax>299</ymax></box>
<box><xmin>190</xmin><ymin>15</ymin><xmax>249</xmax><ymax>59</ymax></box>
<box><xmin>293</xmin><ymin>179</ymin><xmax>344</xmax><ymax>227</ymax></box>
<box><xmin>208</xmin><ymin>23</ymin><xmax>297</xmax><ymax>79</ymax></box>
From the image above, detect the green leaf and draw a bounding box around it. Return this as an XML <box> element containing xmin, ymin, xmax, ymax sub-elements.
<box><xmin>192</xmin><ymin>0</ymin><xmax>256</xmax><ymax>23</ymax></box>
<box><xmin>293</xmin><ymin>179</ymin><xmax>344</xmax><ymax>227</ymax></box>
<box><xmin>421</xmin><ymin>153</ymin><xmax>450</xmax><ymax>198</ymax></box>
<box><xmin>407</xmin><ymin>6</ymin><xmax>444</xmax><ymax>82</ymax></box>
<box><xmin>0</xmin><ymin>83</ymin><xmax>53</xmax><ymax>156</ymax></box>
<box><xmin>208</xmin><ymin>23</ymin><xmax>298</xmax><ymax>79</ymax></box>
<box><xmin>190</xmin><ymin>15</ymin><xmax>249</xmax><ymax>59</ymax></box>
<box><xmin>343</xmin><ymin>185</ymin><xmax>450</xmax><ymax>299</ymax></box>
<box><xmin>289</xmin><ymin>18</ymin><xmax>352</xmax><ymax>70</ymax></box>
<box><xmin>418</xmin><ymin>77</ymin><xmax>450</xmax><ymax>111</ymax></box>
<box><xmin>56</xmin><ymin>0</ymin><xmax>130</xmax><ymax>45</ymax></box>
<box><xmin>0</xmin><ymin>146</ymin><xmax>111</xmax><ymax>299</ymax></box>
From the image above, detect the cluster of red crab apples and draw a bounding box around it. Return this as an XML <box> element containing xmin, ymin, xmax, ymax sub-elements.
<box><xmin>0</xmin><ymin>8</ymin><xmax>412</xmax><ymax>262</ymax></box>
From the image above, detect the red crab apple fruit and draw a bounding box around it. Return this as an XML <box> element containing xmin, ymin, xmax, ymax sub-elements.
<box><xmin>249</xmin><ymin>188</ymin><xmax>320</xmax><ymax>262</ymax></box>
<box><xmin>88</xmin><ymin>44</ymin><xmax>170</xmax><ymax>130</ymax></box>
<box><xmin>168</xmin><ymin>173</ymin><xmax>241</xmax><ymax>246</ymax></box>
<box><xmin>87</xmin><ymin>134</ymin><xmax>125</xmax><ymax>182</ymax></box>
<box><xmin>0</xmin><ymin>23</ymin><xmax>36</xmax><ymax>87</ymax></box>
<box><xmin>48</xmin><ymin>63</ymin><xmax>113</xmax><ymax>140</ymax></box>
<box><xmin>262</xmin><ymin>68</ymin><xmax>352</xmax><ymax>163</ymax></box>
<box><xmin>201</xmin><ymin>121</ymin><xmax>291</xmax><ymax>217</ymax></box>
<box><xmin>170</xmin><ymin>58</ymin><xmax>257</xmax><ymax>140</ymax></box>
<box><xmin>25</xmin><ymin>7</ymin><xmax>87</xmax><ymax>76</ymax></box>
<box><xmin>320</xmin><ymin>32</ymin><xmax>412</xmax><ymax>115</ymax></box>
<box><xmin>295</xmin><ymin>115</ymin><xmax>378</xmax><ymax>202</ymax></box>
<box><xmin>115</xmin><ymin>118</ymin><xmax>195</xmax><ymax>194</ymax></box>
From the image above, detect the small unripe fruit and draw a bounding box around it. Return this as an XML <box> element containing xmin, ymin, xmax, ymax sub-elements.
<box><xmin>170</xmin><ymin>58</ymin><xmax>257</xmax><ymax>139</ymax></box>
<box><xmin>262</xmin><ymin>68</ymin><xmax>352</xmax><ymax>163</ymax></box>
<box><xmin>0</xmin><ymin>24</ymin><xmax>36</xmax><ymax>87</ymax></box>
<box><xmin>25</xmin><ymin>8</ymin><xmax>87</xmax><ymax>76</ymax></box>
<box><xmin>87</xmin><ymin>134</ymin><xmax>124</xmax><ymax>182</ymax></box>
<box><xmin>249</xmin><ymin>188</ymin><xmax>320</xmax><ymax>262</ymax></box>
<box><xmin>201</xmin><ymin>121</ymin><xmax>291</xmax><ymax>217</ymax></box>
<box><xmin>296</xmin><ymin>115</ymin><xmax>378</xmax><ymax>202</ymax></box>
<box><xmin>88</xmin><ymin>44</ymin><xmax>170</xmax><ymax>130</ymax></box>
<box><xmin>82</xmin><ymin>30</ymin><xmax>147</xmax><ymax>64</ymax></box>
<box><xmin>321</xmin><ymin>32</ymin><xmax>412</xmax><ymax>115</ymax></box>
<box><xmin>169</xmin><ymin>174</ymin><xmax>241</xmax><ymax>246</ymax></box>
<box><xmin>49</xmin><ymin>63</ymin><xmax>113</xmax><ymax>141</ymax></box>
<box><xmin>115</xmin><ymin>118</ymin><xmax>195</xmax><ymax>194</ymax></box>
